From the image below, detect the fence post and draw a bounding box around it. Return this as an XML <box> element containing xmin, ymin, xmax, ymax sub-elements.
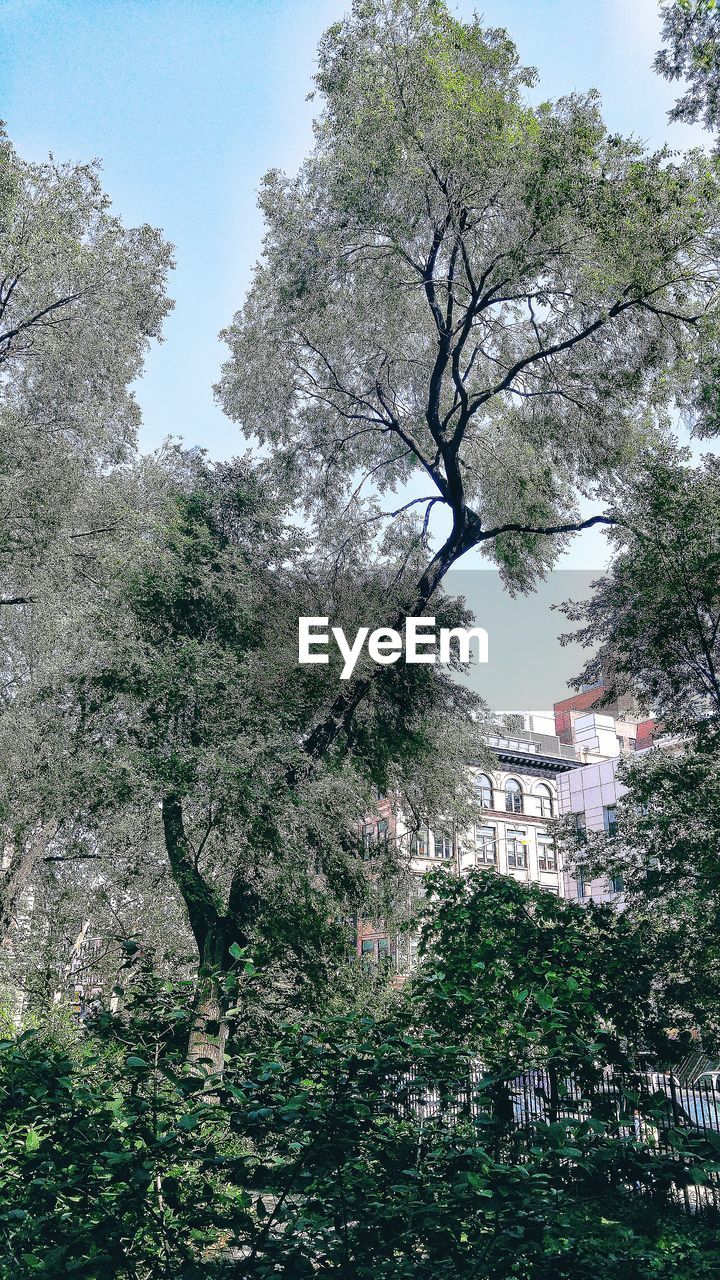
<box><xmin>548</xmin><ymin>1066</ymin><xmax>559</xmax><ymax>1124</ymax></box>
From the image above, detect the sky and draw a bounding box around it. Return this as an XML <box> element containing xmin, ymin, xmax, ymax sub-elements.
<box><xmin>0</xmin><ymin>0</ymin><xmax>709</xmax><ymax>569</ymax></box>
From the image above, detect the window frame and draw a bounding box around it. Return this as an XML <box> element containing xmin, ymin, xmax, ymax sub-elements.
<box><xmin>506</xmin><ymin>828</ymin><xmax>527</xmax><ymax>869</ymax></box>
<box><xmin>536</xmin><ymin>784</ymin><xmax>554</xmax><ymax>818</ymax></box>
<box><xmin>413</xmin><ymin>824</ymin><xmax>430</xmax><ymax>858</ymax></box>
<box><xmin>603</xmin><ymin>805</ymin><xmax>618</xmax><ymax>837</ymax></box>
<box><xmin>474</xmin><ymin>773</ymin><xmax>493</xmax><ymax>809</ymax></box>
<box><xmin>537</xmin><ymin>836</ymin><xmax>557</xmax><ymax>873</ymax></box>
<box><xmin>437</xmin><ymin>829</ymin><xmax>454</xmax><ymax>860</ymax></box>
<box><xmin>475</xmin><ymin>824</ymin><xmax>497</xmax><ymax>866</ymax></box>
<box><xmin>505</xmin><ymin>778</ymin><xmax>524</xmax><ymax>814</ymax></box>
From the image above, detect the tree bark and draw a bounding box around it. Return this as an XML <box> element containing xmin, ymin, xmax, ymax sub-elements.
<box><xmin>161</xmin><ymin>794</ymin><xmax>241</xmax><ymax>1072</ymax></box>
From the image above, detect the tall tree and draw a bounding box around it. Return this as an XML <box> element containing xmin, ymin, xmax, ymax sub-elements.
<box><xmin>559</xmin><ymin>456</ymin><xmax>720</xmax><ymax>1047</ymax></box>
<box><xmin>217</xmin><ymin>0</ymin><xmax>720</xmax><ymax>754</ymax></box>
<box><xmin>0</xmin><ymin>130</ymin><xmax>173</xmax><ymax>604</ymax></box>
<box><xmin>38</xmin><ymin>452</ymin><xmax>478</xmax><ymax>1061</ymax></box>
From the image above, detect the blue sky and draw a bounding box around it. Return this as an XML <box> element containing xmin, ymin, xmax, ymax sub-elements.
<box><xmin>0</xmin><ymin>0</ymin><xmax>708</xmax><ymax>567</ymax></box>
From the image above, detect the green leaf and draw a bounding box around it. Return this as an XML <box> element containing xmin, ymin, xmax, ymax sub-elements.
<box><xmin>24</xmin><ymin>1130</ymin><xmax>42</xmax><ymax>1153</ymax></box>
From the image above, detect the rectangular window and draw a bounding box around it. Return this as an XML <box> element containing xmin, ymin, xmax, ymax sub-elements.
<box><xmin>413</xmin><ymin>825</ymin><xmax>429</xmax><ymax>858</ymax></box>
<box><xmin>437</xmin><ymin>830</ymin><xmax>453</xmax><ymax>860</ymax></box>
<box><xmin>537</xmin><ymin>837</ymin><xmax>557</xmax><ymax>872</ymax></box>
<box><xmin>361</xmin><ymin>939</ymin><xmax>375</xmax><ymax>960</ymax></box>
<box><xmin>610</xmin><ymin>874</ymin><xmax>624</xmax><ymax>893</ymax></box>
<box><xmin>377</xmin><ymin>818</ymin><xmax>388</xmax><ymax>841</ymax></box>
<box><xmin>475</xmin><ymin>825</ymin><xmax>497</xmax><ymax>866</ymax></box>
<box><xmin>507</xmin><ymin>830</ymin><xmax>527</xmax><ymax>869</ymax></box>
<box><xmin>574</xmin><ymin>812</ymin><xmax>587</xmax><ymax>845</ymax></box>
<box><xmin>576</xmin><ymin>870</ymin><xmax>586</xmax><ymax>899</ymax></box>
<box><xmin>603</xmin><ymin>805</ymin><xmax>618</xmax><ymax>836</ymax></box>
<box><xmin>377</xmin><ymin>937</ymin><xmax>391</xmax><ymax>960</ymax></box>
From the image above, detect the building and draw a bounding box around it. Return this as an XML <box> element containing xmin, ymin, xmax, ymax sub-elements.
<box><xmin>552</xmin><ymin>695</ymin><xmax>659</xmax><ymax>905</ymax></box>
<box><xmin>357</xmin><ymin>725</ymin><xmax>583</xmax><ymax>969</ymax></box>
<box><xmin>554</xmin><ymin>687</ymin><xmax>657</xmax><ymax>757</ymax></box>
<box><xmin>556</xmin><ymin>755</ymin><xmax>628</xmax><ymax>905</ymax></box>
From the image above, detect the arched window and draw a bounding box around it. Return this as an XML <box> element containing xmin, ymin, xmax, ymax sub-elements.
<box><xmin>505</xmin><ymin>779</ymin><xmax>523</xmax><ymax>814</ymax></box>
<box><xmin>536</xmin><ymin>784</ymin><xmax>554</xmax><ymax>818</ymax></box>
<box><xmin>474</xmin><ymin>773</ymin><xmax>493</xmax><ymax>808</ymax></box>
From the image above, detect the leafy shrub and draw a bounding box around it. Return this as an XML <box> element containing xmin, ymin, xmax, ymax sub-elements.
<box><xmin>0</xmin><ymin>971</ymin><xmax>719</xmax><ymax>1278</ymax></box>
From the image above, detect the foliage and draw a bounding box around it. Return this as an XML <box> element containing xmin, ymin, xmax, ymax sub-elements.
<box><xmin>560</xmin><ymin>453</ymin><xmax>720</xmax><ymax>731</ymax></box>
<box><xmin>557</xmin><ymin>450</ymin><xmax>720</xmax><ymax>1049</ymax></box>
<box><xmin>219</xmin><ymin>0</ymin><xmax>720</xmax><ymax>617</ymax></box>
<box><xmin>656</xmin><ymin>1</ymin><xmax>720</xmax><ymax>141</ymax></box>
<box><xmin>0</xmin><ymin>964</ymin><xmax>719</xmax><ymax>1279</ymax></box>
<box><xmin>410</xmin><ymin>869</ymin><xmax>688</xmax><ymax>1074</ymax></box>
<box><xmin>15</xmin><ymin>449</ymin><xmax>481</xmax><ymax>1052</ymax></box>
<box><xmin>561</xmin><ymin>737</ymin><xmax>720</xmax><ymax>1053</ymax></box>
<box><xmin>0</xmin><ymin>130</ymin><xmax>172</xmax><ymax>601</ymax></box>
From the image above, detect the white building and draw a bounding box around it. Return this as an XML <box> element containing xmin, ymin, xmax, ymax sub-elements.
<box><xmin>358</xmin><ymin>726</ymin><xmax>583</xmax><ymax>967</ymax></box>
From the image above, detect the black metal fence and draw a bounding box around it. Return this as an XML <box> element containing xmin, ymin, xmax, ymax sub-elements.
<box><xmin>390</xmin><ymin>1064</ymin><xmax>720</xmax><ymax>1214</ymax></box>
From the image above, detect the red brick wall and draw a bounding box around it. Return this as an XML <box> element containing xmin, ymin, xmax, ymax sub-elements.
<box><xmin>554</xmin><ymin>687</ymin><xmax>607</xmax><ymax>742</ymax></box>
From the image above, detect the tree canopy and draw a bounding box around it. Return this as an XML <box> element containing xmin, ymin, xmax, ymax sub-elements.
<box><xmin>219</xmin><ymin>0</ymin><xmax>720</xmax><ymax>609</ymax></box>
<box><xmin>0</xmin><ymin>132</ymin><xmax>173</xmax><ymax>604</ymax></box>
<box><xmin>656</xmin><ymin>0</ymin><xmax>720</xmax><ymax>142</ymax></box>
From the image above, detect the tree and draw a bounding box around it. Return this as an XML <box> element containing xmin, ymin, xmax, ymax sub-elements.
<box><xmin>410</xmin><ymin>869</ymin><xmax>685</xmax><ymax>1079</ymax></box>
<box><xmin>560</xmin><ymin>453</ymin><xmax>720</xmax><ymax>733</ymax></box>
<box><xmin>558</xmin><ymin>454</ymin><xmax>720</xmax><ymax>1047</ymax></box>
<box><xmin>217</xmin><ymin>0</ymin><xmax>720</xmax><ymax>756</ymax></box>
<box><xmin>656</xmin><ymin>1</ymin><xmax>720</xmax><ymax>142</ymax></box>
<box><xmin>35</xmin><ymin>451</ymin><xmax>479</xmax><ymax>1062</ymax></box>
<box><xmin>567</xmin><ymin>742</ymin><xmax>720</xmax><ymax>1053</ymax></box>
<box><xmin>0</xmin><ymin>131</ymin><xmax>173</xmax><ymax>958</ymax></box>
<box><xmin>0</xmin><ymin>129</ymin><xmax>173</xmax><ymax>605</ymax></box>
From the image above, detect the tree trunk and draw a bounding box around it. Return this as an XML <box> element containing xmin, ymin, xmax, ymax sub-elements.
<box><xmin>161</xmin><ymin>794</ymin><xmax>237</xmax><ymax>1073</ymax></box>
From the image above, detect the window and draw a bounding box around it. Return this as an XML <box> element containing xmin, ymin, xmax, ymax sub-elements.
<box><xmin>475</xmin><ymin>825</ymin><xmax>497</xmax><ymax>865</ymax></box>
<box><xmin>505</xmin><ymin>779</ymin><xmax>524</xmax><ymax>814</ymax></box>
<box><xmin>536</xmin><ymin>784</ymin><xmax>554</xmax><ymax>818</ymax></box>
<box><xmin>574</xmin><ymin>812</ymin><xmax>587</xmax><ymax>845</ymax></box>
<box><xmin>576</xmin><ymin>869</ymin><xmax>586</xmax><ymax>899</ymax></box>
<box><xmin>507</xmin><ymin>830</ymin><xmax>527</xmax><ymax>869</ymax></box>
<box><xmin>362</xmin><ymin>824</ymin><xmax>375</xmax><ymax>853</ymax></box>
<box><xmin>537</xmin><ymin>836</ymin><xmax>557</xmax><ymax>872</ymax></box>
<box><xmin>361</xmin><ymin>937</ymin><xmax>393</xmax><ymax>967</ymax></box>
<box><xmin>474</xmin><ymin>773</ymin><xmax>493</xmax><ymax>808</ymax></box>
<box><xmin>377</xmin><ymin>818</ymin><xmax>389</xmax><ymax>842</ymax></box>
<box><xmin>610</xmin><ymin>874</ymin><xmax>624</xmax><ymax>893</ymax></box>
<box><xmin>413</xmin><ymin>825</ymin><xmax>429</xmax><ymax>858</ymax></box>
<box><xmin>603</xmin><ymin>805</ymin><xmax>618</xmax><ymax>837</ymax></box>
<box><xmin>437</xmin><ymin>830</ymin><xmax>453</xmax><ymax>860</ymax></box>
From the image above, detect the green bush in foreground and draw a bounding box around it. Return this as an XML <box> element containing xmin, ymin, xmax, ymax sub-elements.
<box><xmin>0</xmin><ymin>966</ymin><xmax>719</xmax><ymax>1279</ymax></box>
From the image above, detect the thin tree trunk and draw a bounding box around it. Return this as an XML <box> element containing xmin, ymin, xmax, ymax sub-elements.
<box><xmin>161</xmin><ymin>794</ymin><xmax>234</xmax><ymax>1072</ymax></box>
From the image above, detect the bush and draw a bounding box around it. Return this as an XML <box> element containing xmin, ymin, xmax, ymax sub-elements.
<box><xmin>0</xmin><ymin>972</ymin><xmax>719</xmax><ymax>1278</ymax></box>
